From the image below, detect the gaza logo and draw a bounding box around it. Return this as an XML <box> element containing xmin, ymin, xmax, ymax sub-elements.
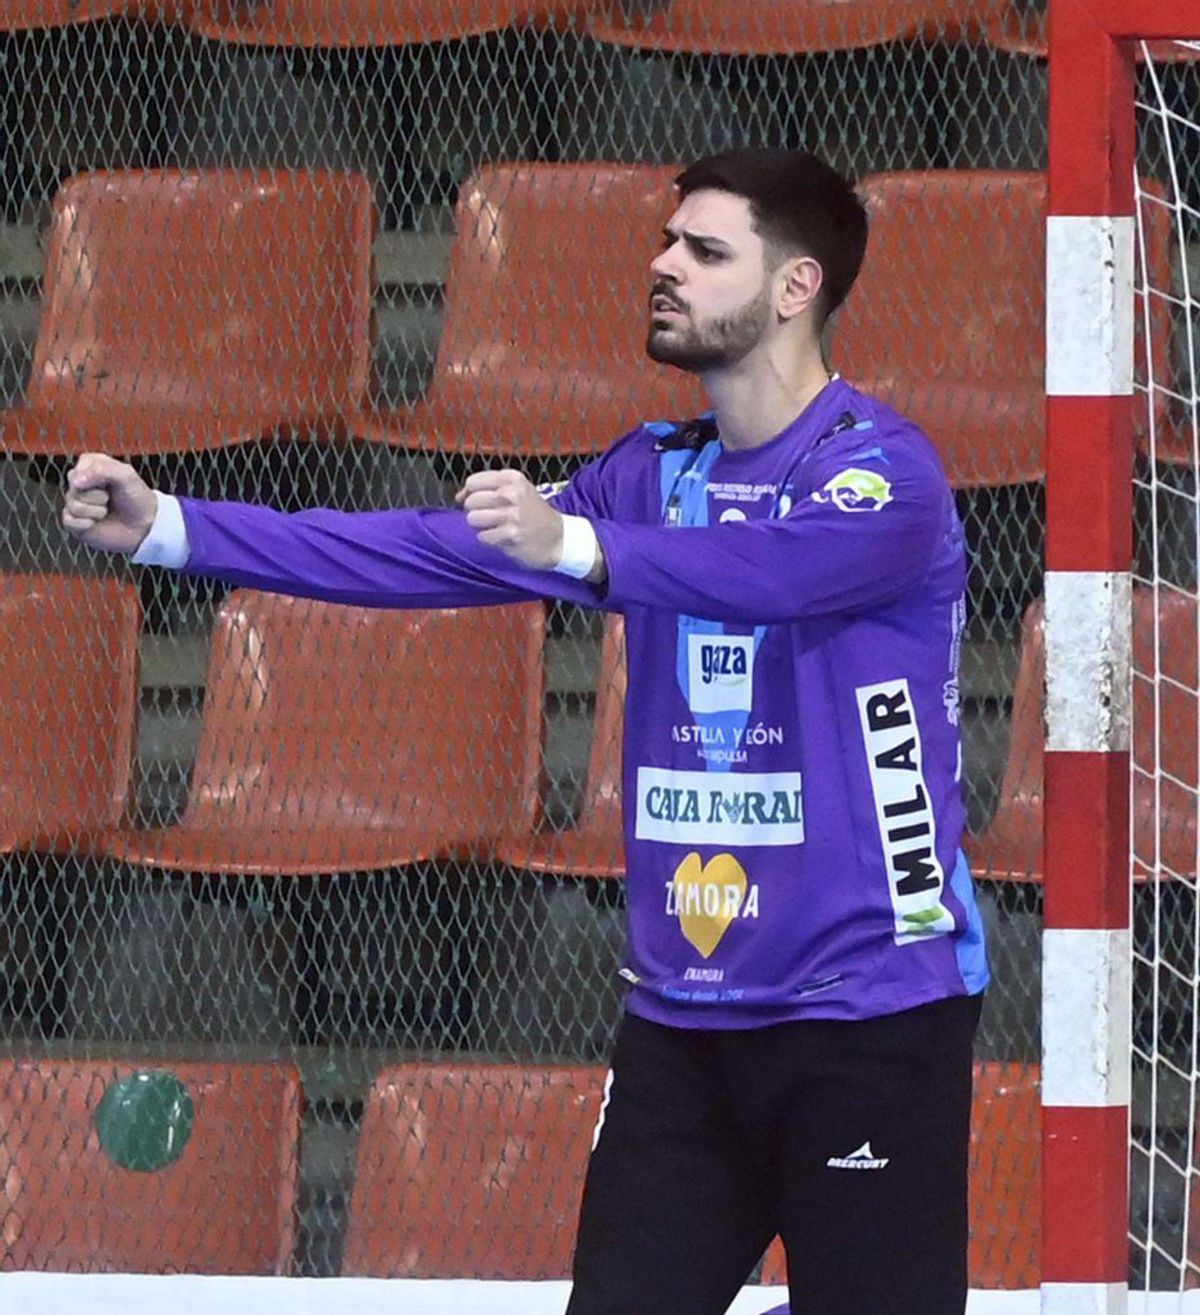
<box><xmin>687</xmin><ymin>634</ymin><xmax>754</xmax><ymax>714</ymax></box>
<box><xmin>812</xmin><ymin>467</ymin><xmax>893</xmax><ymax>513</ymax></box>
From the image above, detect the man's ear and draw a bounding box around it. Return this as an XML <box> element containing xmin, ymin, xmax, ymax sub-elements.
<box><xmin>777</xmin><ymin>256</ymin><xmax>824</xmax><ymax>322</ymax></box>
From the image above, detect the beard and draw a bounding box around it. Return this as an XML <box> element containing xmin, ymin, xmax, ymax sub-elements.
<box><xmin>646</xmin><ymin>283</ymin><xmax>773</xmax><ymax>373</ymax></box>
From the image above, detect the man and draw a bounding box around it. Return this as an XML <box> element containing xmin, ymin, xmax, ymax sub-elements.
<box><xmin>63</xmin><ymin>149</ymin><xmax>987</xmax><ymax>1315</ymax></box>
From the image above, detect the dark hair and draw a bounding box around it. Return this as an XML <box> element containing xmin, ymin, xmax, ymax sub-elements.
<box><xmin>675</xmin><ymin>149</ymin><xmax>869</xmax><ymax>326</ymax></box>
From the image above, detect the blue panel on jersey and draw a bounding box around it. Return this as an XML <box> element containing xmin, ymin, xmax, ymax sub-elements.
<box><xmin>949</xmin><ymin>848</ymin><xmax>990</xmax><ymax>995</ymax></box>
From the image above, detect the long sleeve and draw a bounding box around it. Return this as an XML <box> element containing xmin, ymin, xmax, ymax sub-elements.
<box><xmin>173</xmin><ymin>428</ymin><xmax>635</xmax><ymax>610</ymax></box>
<box><xmin>178</xmin><ymin>499</ymin><xmax>607</xmax><ymax>611</ymax></box>
<box><xmin>593</xmin><ymin>437</ymin><xmax>950</xmax><ymax>624</ymax></box>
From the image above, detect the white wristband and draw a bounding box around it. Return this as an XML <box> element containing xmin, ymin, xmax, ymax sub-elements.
<box><xmin>131</xmin><ymin>493</ymin><xmax>191</xmax><ymax>569</ymax></box>
<box><xmin>553</xmin><ymin>514</ymin><xmax>599</xmax><ymax>579</ymax></box>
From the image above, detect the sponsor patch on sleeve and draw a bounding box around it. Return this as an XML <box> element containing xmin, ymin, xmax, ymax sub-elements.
<box><xmin>811</xmin><ymin>468</ymin><xmax>893</xmax><ymax>514</ymax></box>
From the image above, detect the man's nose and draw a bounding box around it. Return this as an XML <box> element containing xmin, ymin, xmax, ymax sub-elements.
<box><xmin>650</xmin><ymin>247</ymin><xmax>681</xmax><ymax>281</ymax></box>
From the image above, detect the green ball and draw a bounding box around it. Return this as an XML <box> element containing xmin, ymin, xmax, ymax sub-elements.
<box><xmin>95</xmin><ymin>1071</ymin><xmax>195</xmax><ymax>1173</ymax></box>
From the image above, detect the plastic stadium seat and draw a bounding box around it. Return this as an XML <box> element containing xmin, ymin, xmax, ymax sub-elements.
<box><xmin>962</xmin><ymin>600</ymin><xmax>1044</xmax><ymax>882</ymax></box>
<box><xmin>356</xmin><ymin>163</ymin><xmax>704</xmax><ymax>457</ymax></box>
<box><xmin>342</xmin><ymin>1063</ymin><xmax>605</xmax><ymax>1277</ymax></box>
<box><xmin>758</xmin><ymin>1061</ymin><xmax>1040</xmax><ymax>1288</ymax></box>
<box><xmin>0</xmin><ymin>1057</ymin><xmax>301</xmax><ymax>1273</ymax></box>
<box><xmin>0</xmin><ymin>1</ymin><xmax>127</xmax><ymax>25</ymax></box>
<box><xmin>834</xmin><ymin>171</ymin><xmax>1175</xmax><ymax>485</ymax></box>
<box><xmin>967</xmin><ymin>1061</ymin><xmax>1040</xmax><ymax>1287</ymax></box>
<box><xmin>584</xmin><ymin>0</ymin><xmax>980</xmax><ymax>55</ymax></box>
<box><xmin>498</xmin><ymin>613</ymin><xmax>625</xmax><ymax>878</ymax></box>
<box><xmin>183</xmin><ymin>0</ymin><xmax>553</xmax><ymax>46</ymax></box>
<box><xmin>834</xmin><ymin>171</ymin><xmax>1046</xmax><ymax>486</ymax></box>
<box><xmin>0</xmin><ymin>169</ymin><xmax>374</xmax><ymax>457</ymax></box>
<box><xmin>0</xmin><ymin>574</ymin><xmax>139</xmax><ymax>855</ymax></box>
<box><xmin>758</xmin><ymin>1236</ymin><xmax>787</xmax><ymax>1288</ymax></box>
<box><xmin>837</xmin><ymin>171</ymin><xmax>1047</xmax><ymax>486</ymax></box>
<box><xmin>102</xmin><ymin>592</ymin><xmax>545</xmax><ymax>873</ymax></box>
<box><xmin>966</xmin><ymin>589</ymin><xmax>1199</xmax><ymax>883</ymax></box>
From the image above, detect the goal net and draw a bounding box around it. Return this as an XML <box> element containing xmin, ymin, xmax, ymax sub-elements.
<box><xmin>1043</xmin><ymin>7</ymin><xmax>1200</xmax><ymax>1311</ymax></box>
<box><xmin>1131</xmin><ymin>36</ymin><xmax>1200</xmax><ymax>1297</ymax></box>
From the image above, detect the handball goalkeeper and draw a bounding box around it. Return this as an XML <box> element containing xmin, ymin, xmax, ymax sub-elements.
<box><xmin>63</xmin><ymin>148</ymin><xmax>988</xmax><ymax>1315</ymax></box>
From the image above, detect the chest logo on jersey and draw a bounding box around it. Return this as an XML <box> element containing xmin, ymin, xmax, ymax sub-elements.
<box><xmin>855</xmin><ymin>679</ymin><xmax>955</xmax><ymax>944</ymax></box>
<box><xmin>665</xmin><ymin>852</ymin><xmax>760</xmax><ymax>959</ymax></box>
<box><xmin>687</xmin><ymin>634</ymin><xmax>754</xmax><ymax>714</ymax></box>
<box><xmin>635</xmin><ymin>767</ymin><xmax>804</xmax><ymax>846</ymax></box>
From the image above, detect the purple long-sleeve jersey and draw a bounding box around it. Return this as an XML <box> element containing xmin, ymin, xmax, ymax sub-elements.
<box><xmin>173</xmin><ymin>377</ymin><xmax>988</xmax><ymax>1027</ymax></box>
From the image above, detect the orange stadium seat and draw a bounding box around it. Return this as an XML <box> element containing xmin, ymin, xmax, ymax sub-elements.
<box><xmin>966</xmin><ymin>589</ymin><xmax>1199</xmax><ymax>883</ymax></box>
<box><xmin>0</xmin><ymin>1057</ymin><xmax>301</xmax><ymax>1273</ymax></box>
<box><xmin>758</xmin><ymin>1237</ymin><xmax>786</xmax><ymax>1288</ymax></box>
<box><xmin>759</xmin><ymin>1060</ymin><xmax>1040</xmax><ymax>1288</ymax></box>
<box><xmin>498</xmin><ymin>613</ymin><xmax>626</xmax><ymax>878</ymax></box>
<box><xmin>0</xmin><ymin>574</ymin><xmax>139</xmax><ymax>855</ymax></box>
<box><xmin>355</xmin><ymin>162</ymin><xmax>704</xmax><ymax>457</ymax></box>
<box><xmin>835</xmin><ymin>172</ymin><xmax>1046</xmax><ymax>487</ymax></box>
<box><xmin>963</xmin><ymin>599</ymin><xmax>1044</xmax><ymax>882</ymax></box>
<box><xmin>101</xmin><ymin>591</ymin><xmax>544</xmax><ymax>873</ymax></box>
<box><xmin>182</xmin><ymin>0</ymin><xmax>555</xmax><ymax>45</ymax></box>
<box><xmin>834</xmin><ymin>171</ymin><xmax>1176</xmax><ymax>485</ymax></box>
<box><xmin>0</xmin><ymin>0</ymin><xmax>127</xmax><ymax>25</ymax></box>
<box><xmin>342</xmin><ymin>1063</ymin><xmax>605</xmax><ymax>1277</ymax></box>
<box><xmin>583</xmin><ymin>0</ymin><xmax>983</xmax><ymax>54</ymax></box>
<box><xmin>0</xmin><ymin>169</ymin><xmax>374</xmax><ymax>457</ymax></box>
<box><xmin>967</xmin><ymin>1061</ymin><xmax>1040</xmax><ymax>1287</ymax></box>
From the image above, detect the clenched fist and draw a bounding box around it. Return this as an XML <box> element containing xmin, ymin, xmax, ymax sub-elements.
<box><xmin>62</xmin><ymin>453</ymin><xmax>159</xmax><ymax>556</ymax></box>
<box><xmin>455</xmin><ymin>468</ymin><xmax>566</xmax><ymax>570</ymax></box>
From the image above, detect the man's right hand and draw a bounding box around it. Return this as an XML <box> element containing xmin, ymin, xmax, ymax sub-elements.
<box><xmin>62</xmin><ymin>454</ymin><xmax>159</xmax><ymax>556</ymax></box>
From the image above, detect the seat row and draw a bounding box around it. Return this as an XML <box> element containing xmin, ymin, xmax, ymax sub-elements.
<box><xmin>2</xmin><ymin>572</ymin><xmax>1196</xmax><ymax>883</ymax></box>
<box><xmin>3</xmin><ymin>0</ymin><xmax>1184</xmax><ymax>61</ymax></box>
<box><xmin>0</xmin><ymin>1054</ymin><xmax>1040</xmax><ymax>1285</ymax></box>
<box><xmin>0</xmin><ymin>163</ymin><xmax>1185</xmax><ymax>476</ymax></box>
<box><xmin>1</xmin><ymin>574</ymin><xmax>621</xmax><ymax>874</ymax></box>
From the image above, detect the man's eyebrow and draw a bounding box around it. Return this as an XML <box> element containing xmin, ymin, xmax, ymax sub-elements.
<box><xmin>662</xmin><ymin>225</ymin><xmax>734</xmax><ymax>251</ymax></box>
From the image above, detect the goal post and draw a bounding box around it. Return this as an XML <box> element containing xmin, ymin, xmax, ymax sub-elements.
<box><xmin>1046</xmin><ymin>2</ymin><xmax>1198</xmax><ymax>1310</ymax></box>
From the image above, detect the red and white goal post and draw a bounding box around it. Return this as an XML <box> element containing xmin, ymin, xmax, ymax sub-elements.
<box><xmin>1046</xmin><ymin>1</ymin><xmax>1199</xmax><ymax>1310</ymax></box>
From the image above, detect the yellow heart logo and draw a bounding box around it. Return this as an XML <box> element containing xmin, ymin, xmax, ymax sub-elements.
<box><xmin>672</xmin><ymin>852</ymin><xmax>748</xmax><ymax>959</ymax></box>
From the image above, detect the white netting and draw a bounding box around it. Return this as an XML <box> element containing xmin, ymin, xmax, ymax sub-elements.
<box><xmin>1132</xmin><ymin>38</ymin><xmax>1200</xmax><ymax>1295</ymax></box>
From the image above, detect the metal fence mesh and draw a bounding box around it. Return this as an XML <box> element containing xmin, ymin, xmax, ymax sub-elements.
<box><xmin>0</xmin><ymin>0</ymin><xmax>1189</xmax><ymax>1291</ymax></box>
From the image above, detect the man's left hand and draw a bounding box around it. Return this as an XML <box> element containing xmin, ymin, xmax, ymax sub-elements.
<box><xmin>456</xmin><ymin>469</ymin><xmax>564</xmax><ymax>570</ymax></box>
